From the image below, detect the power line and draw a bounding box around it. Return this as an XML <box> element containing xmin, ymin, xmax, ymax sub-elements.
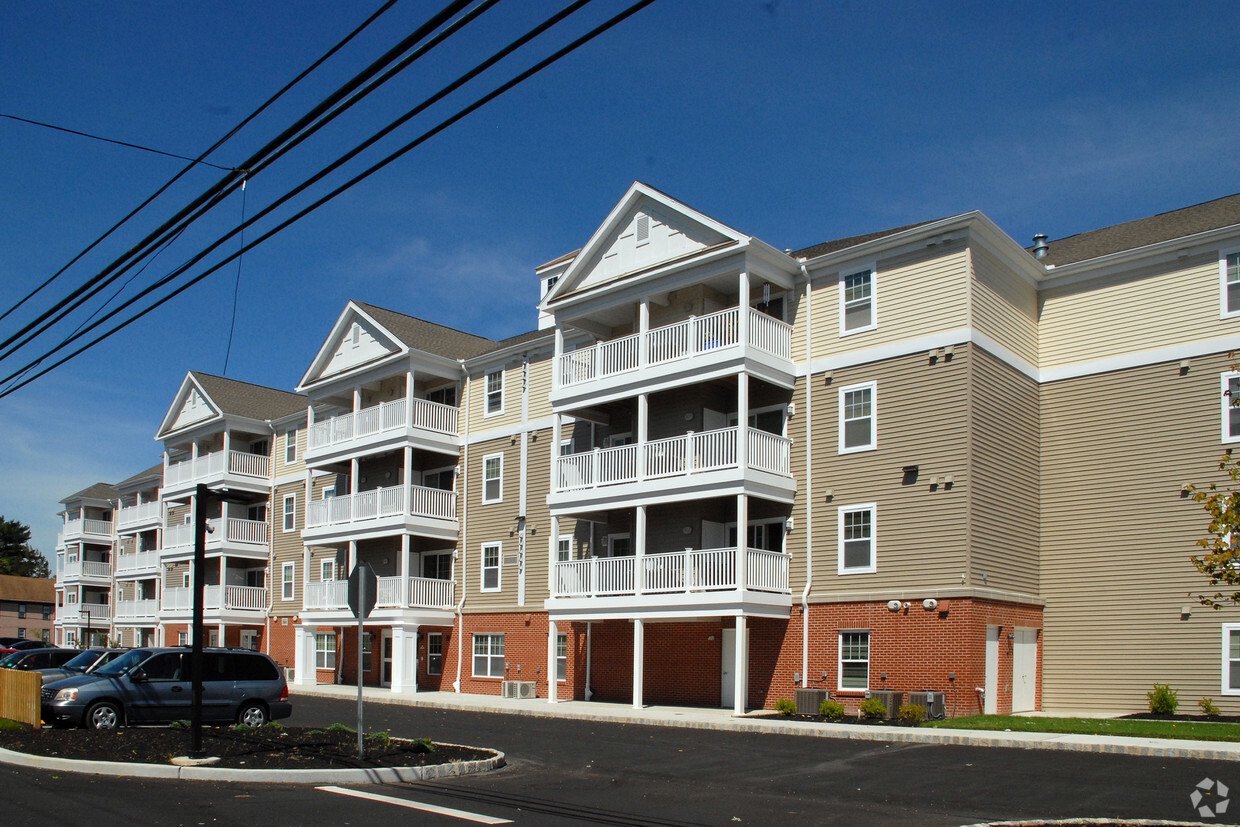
<box><xmin>0</xmin><ymin>0</ymin><xmax>659</xmax><ymax>399</ymax></box>
<box><xmin>0</xmin><ymin>113</ymin><xmax>238</xmax><ymax>171</ymax></box>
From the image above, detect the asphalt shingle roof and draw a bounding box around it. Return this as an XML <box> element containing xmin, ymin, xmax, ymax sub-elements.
<box><xmin>190</xmin><ymin>372</ymin><xmax>305</xmax><ymax>420</ymax></box>
<box><xmin>115</xmin><ymin>463</ymin><xmax>163</xmax><ymax>489</ymax></box>
<box><xmin>354</xmin><ymin>302</ymin><xmax>500</xmax><ymax>361</ymax></box>
<box><xmin>0</xmin><ymin>574</ymin><xmax>54</xmax><ymax>603</ymax></box>
<box><xmin>60</xmin><ymin>482</ymin><xmax>117</xmax><ymax>504</ymax></box>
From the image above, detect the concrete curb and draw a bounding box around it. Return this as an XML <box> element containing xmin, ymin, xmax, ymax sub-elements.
<box><xmin>0</xmin><ymin>744</ymin><xmax>505</xmax><ymax>785</ymax></box>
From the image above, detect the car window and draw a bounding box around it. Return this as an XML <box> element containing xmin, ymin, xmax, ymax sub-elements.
<box><xmin>25</xmin><ymin>653</ymin><xmax>49</xmax><ymax>668</ymax></box>
<box><xmin>140</xmin><ymin>653</ymin><xmax>184</xmax><ymax>681</ymax></box>
<box><xmin>200</xmin><ymin>653</ymin><xmax>230</xmax><ymax>682</ymax></box>
<box><xmin>96</xmin><ymin>649</ymin><xmax>151</xmax><ymax>677</ymax></box>
<box><xmin>0</xmin><ymin>652</ymin><xmax>21</xmax><ymax>667</ymax></box>
<box><xmin>50</xmin><ymin>651</ymin><xmax>77</xmax><ymax>666</ymax></box>
<box><xmin>63</xmin><ymin>650</ymin><xmax>102</xmax><ymax>671</ymax></box>
<box><xmin>231</xmin><ymin>653</ymin><xmax>279</xmax><ymax>681</ymax></box>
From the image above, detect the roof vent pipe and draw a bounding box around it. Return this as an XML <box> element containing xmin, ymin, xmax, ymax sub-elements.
<box><xmin>1032</xmin><ymin>233</ymin><xmax>1049</xmax><ymax>259</ymax></box>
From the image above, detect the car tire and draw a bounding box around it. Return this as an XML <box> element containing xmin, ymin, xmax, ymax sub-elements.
<box><xmin>86</xmin><ymin>701</ymin><xmax>121</xmax><ymax>731</ymax></box>
<box><xmin>237</xmin><ymin>701</ymin><xmax>268</xmax><ymax>728</ymax></box>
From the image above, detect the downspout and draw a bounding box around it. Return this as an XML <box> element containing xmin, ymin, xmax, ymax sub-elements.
<box><xmin>454</xmin><ymin>359</ymin><xmax>471</xmax><ymax>692</ymax></box>
<box><xmin>799</xmin><ymin>262</ymin><xmax>814</xmax><ymax>689</ymax></box>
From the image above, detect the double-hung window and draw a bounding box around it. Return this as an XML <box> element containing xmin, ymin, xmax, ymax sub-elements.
<box><xmin>1223</xmin><ymin>373</ymin><xmax>1240</xmax><ymax>443</ymax></box>
<box><xmin>839</xmin><ymin>631</ymin><xmax>870</xmax><ymax>691</ymax></box>
<box><xmin>481</xmin><ymin>543</ymin><xmax>501</xmax><ymax>591</ymax></box>
<box><xmin>281</xmin><ymin>562</ymin><xmax>295</xmax><ymax>601</ymax></box>
<box><xmin>1224</xmin><ymin>625</ymin><xmax>1240</xmax><ymax>695</ymax></box>
<box><xmin>473</xmin><ymin>633</ymin><xmax>504</xmax><ymax>677</ymax></box>
<box><xmin>485</xmin><ymin>370</ymin><xmax>504</xmax><ymax>416</ymax></box>
<box><xmin>285</xmin><ymin>429</ymin><xmax>297</xmax><ymax>464</ymax></box>
<box><xmin>1221</xmin><ymin>250</ymin><xmax>1240</xmax><ymax>317</ymax></box>
<box><xmin>838</xmin><ymin>504</ymin><xmax>876</xmax><ymax>574</ymax></box>
<box><xmin>840</xmin><ymin>267</ymin><xmax>875</xmax><ymax>334</ymax></box>
<box><xmin>283</xmin><ymin>494</ymin><xmax>296</xmax><ymax>532</ymax></box>
<box><xmin>839</xmin><ymin>382</ymin><xmax>876</xmax><ymax>453</ymax></box>
<box><xmin>427</xmin><ymin>632</ymin><xmax>443</xmax><ymax>675</ymax></box>
<box><xmin>315</xmin><ymin>633</ymin><xmax>337</xmax><ymax>669</ymax></box>
<box><xmin>556</xmin><ymin>632</ymin><xmax>568</xmax><ymax>681</ymax></box>
<box><xmin>320</xmin><ymin>559</ymin><xmax>335</xmax><ymax>581</ymax></box>
<box><xmin>483</xmin><ymin>454</ymin><xmax>503</xmax><ymax>503</ymax></box>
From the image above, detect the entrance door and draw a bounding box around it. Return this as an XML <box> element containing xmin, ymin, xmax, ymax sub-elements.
<box><xmin>720</xmin><ymin>628</ymin><xmax>735</xmax><ymax>708</ymax></box>
<box><xmin>1012</xmin><ymin>627</ymin><xmax>1037</xmax><ymax>713</ymax></box>
<box><xmin>381</xmin><ymin>630</ymin><xmax>393</xmax><ymax>688</ymax></box>
<box><xmin>984</xmin><ymin>626</ymin><xmax>999</xmax><ymax>715</ymax></box>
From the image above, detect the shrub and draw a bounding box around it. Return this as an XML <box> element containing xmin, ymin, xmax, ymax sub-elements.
<box><xmin>327</xmin><ymin>722</ymin><xmax>356</xmax><ymax>734</ymax></box>
<box><xmin>774</xmin><ymin>698</ymin><xmax>797</xmax><ymax>717</ymax></box>
<box><xmin>859</xmin><ymin>697</ymin><xmax>887</xmax><ymax>719</ymax></box>
<box><xmin>1147</xmin><ymin>683</ymin><xmax>1179</xmax><ymax>714</ymax></box>
<box><xmin>409</xmin><ymin>737</ymin><xmax>435</xmax><ymax>753</ymax></box>
<box><xmin>897</xmin><ymin>703</ymin><xmax>927</xmax><ymax>724</ymax></box>
<box><xmin>263</xmin><ymin>721</ymin><xmax>285</xmax><ymax>732</ymax></box>
<box><xmin>820</xmin><ymin>699</ymin><xmax>846</xmax><ymax>720</ymax></box>
<box><xmin>169</xmin><ymin>720</ymin><xmax>189</xmax><ymax>730</ymax></box>
<box><xmin>1199</xmin><ymin>697</ymin><xmax>1222</xmax><ymax>716</ymax></box>
<box><xmin>365</xmin><ymin>731</ymin><xmax>391</xmax><ymax>750</ymax></box>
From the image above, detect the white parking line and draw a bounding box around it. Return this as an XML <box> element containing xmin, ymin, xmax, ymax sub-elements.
<box><xmin>316</xmin><ymin>785</ymin><xmax>513</xmax><ymax>824</ymax></box>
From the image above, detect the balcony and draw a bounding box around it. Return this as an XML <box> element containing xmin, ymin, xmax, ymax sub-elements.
<box><xmin>306</xmin><ymin>397</ymin><xmax>459</xmax><ymax>464</ymax></box>
<box><xmin>302</xmin><ymin>484</ymin><xmax>458</xmax><ymax>543</ymax></box>
<box><xmin>550</xmin><ymin>426</ymin><xmax>793</xmax><ymax>508</ymax></box>
<box><xmin>553</xmin><ymin>307</ymin><xmax>794</xmax><ymax>406</ymax></box>
<box><xmin>303</xmin><ymin>576</ymin><xmax>455</xmax><ymax>612</ymax></box>
<box><xmin>58</xmin><ymin>559</ymin><xmax>112</xmax><ymax>583</ymax></box>
<box><xmin>58</xmin><ymin>603</ymin><xmax>112</xmax><ymax>623</ymax></box>
<box><xmin>161</xmin><ymin>518</ymin><xmax>269</xmax><ymax>560</ymax></box>
<box><xmin>114</xmin><ymin>550</ymin><xmax>161</xmax><ymax>577</ymax></box>
<box><xmin>58</xmin><ymin>518</ymin><xmax>113</xmax><ymax>547</ymax></box>
<box><xmin>162</xmin><ymin>449</ymin><xmax>270</xmax><ymax>495</ymax></box>
<box><xmin>117</xmin><ymin>502</ymin><xmax>161</xmax><ymax>532</ymax></box>
<box><xmin>160</xmin><ymin>585</ymin><xmax>267</xmax><ymax>616</ymax></box>
<box><xmin>114</xmin><ymin>598</ymin><xmax>158</xmax><ymax>621</ymax></box>
<box><xmin>547</xmin><ymin>546</ymin><xmax>791</xmax><ymax>619</ymax></box>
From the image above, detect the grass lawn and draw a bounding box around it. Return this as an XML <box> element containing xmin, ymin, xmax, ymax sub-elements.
<box><xmin>0</xmin><ymin>718</ymin><xmax>25</xmax><ymax>732</ymax></box>
<box><xmin>925</xmin><ymin>715</ymin><xmax>1240</xmax><ymax>742</ymax></box>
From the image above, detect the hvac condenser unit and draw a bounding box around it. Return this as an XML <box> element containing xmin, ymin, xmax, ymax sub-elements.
<box><xmin>863</xmin><ymin>689</ymin><xmax>903</xmax><ymax>718</ymax></box>
<box><xmin>908</xmin><ymin>690</ymin><xmax>946</xmax><ymax>719</ymax></box>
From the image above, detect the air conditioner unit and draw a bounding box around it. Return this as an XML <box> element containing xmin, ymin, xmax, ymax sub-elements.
<box><xmin>863</xmin><ymin>689</ymin><xmax>903</xmax><ymax>718</ymax></box>
<box><xmin>909</xmin><ymin>690</ymin><xmax>946</xmax><ymax>719</ymax></box>
<box><xmin>502</xmin><ymin>680</ymin><xmax>536</xmax><ymax>700</ymax></box>
<box><xmin>794</xmin><ymin>687</ymin><xmax>828</xmax><ymax>715</ymax></box>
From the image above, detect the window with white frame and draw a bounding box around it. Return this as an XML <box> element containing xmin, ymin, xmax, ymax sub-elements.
<box><xmin>1224</xmin><ymin>624</ymin><xmax>1240</xmax><ymax>694</ymax></box>
<box><xmin>1223</xmin><ymin>373</ymin><xmax>1240</xmax><ymax>443</ymax></box>
<box><xmin>285</xmin><ymin>429</ymin><xmax>297</xmax><ymax>464</ymax></box>
<box><xmin>838</xmin><ymin>504</ymin><xmax>876</xmax><ymax>574</ymax></box>
<box><xmin>427</xmin><ymin>632</ymin><xmax>443</xmax><ymax>675</ymax></box>
<box><xmin>178</xmin><ymin>631</ymin><xmax>188</xmax><ymax>646</ymax></box>
<box><xmin>281</xmin><ymin>562</ymin><xmax>295</xmax><ymax>601</ymax></box>
<box><xmin>727</xmin><ymin>519</ymin><xmax>785</xmax><ymax>553</ymax></box>
<box><xmin>839</xmin><ymin>382</ymin><xmax>876</xmax><ymax>453</ymax></box>
<box><xmin>481</xmin><ymin>543</ymin><xmax>501</xmax><ymax>591</ymax></box>
<box><xmin>840</xmin><ymin>267</ymin><xmax>875</xmax><ymax>334</ymax></box>
<box><xmin>283</xmin><ymin>494</ymin><xmax>296</xmax><ymax>532</ymax></box>
<box><xmin>556</xmin><ymin>632</ymin><xmax>568</xmax><ymax>681</ymax></box>
<box><xmin>485</xmin><ymin>370</ymin><xmax>504</xmax><ymax>415</ymax></box>
<box><xmin>473</xmin><ymin>633</ymin><xmax>504</xmax><ymax>677</ymax></box>
<box><xmin>1222</xmin><ymin>250</ymin><xmax>1240</xmax><ymax>317</ymax></box>
<box><xmin>320</xmin><ymin>559</ymin><xmax>335</xmax><ymax>581</ymax></box>
<box><xmin>181</xmin><ymin>573</ymin><xmax>190</xmax><ymax>589</ymax></box>
<box><xmin>423</xmin><ymin>467</ymin><xmax>455</xmax><ymax>491</ymax></box>
<box><xmin>839</xmin><ymin>631</ymin><xmax>870</xmax><ymax>691</ymax></box>
<box><xmin>555</xmin><ymin>538</ymin><xmax>572</xmax><ymax>562</ymax></box>
<box><xmin>483</xmin><ymin>454</ymin><xmax>503</xmax><ymax>503</ymax></box>
<box><xmin>425</xmin><ymin>384</ymin><xmax>457</xmax><ymax>407</ymax></box>
<box><xmin>422</xmin><ymin>552</ymin><xmax>453</xmax><ymax>580</ymax></box>
<box><xmin>362</xmin><ymin>633</ymin><xmax>372</xmax><ymax>671</ymax></box>
<box><xmin>315</xmin><ymin>633</ymin><xmax>337</xmax><ymax>669</ymax></box>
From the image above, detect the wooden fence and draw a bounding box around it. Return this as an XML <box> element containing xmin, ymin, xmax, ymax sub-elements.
<box><xmin>0</xmin><ymin>670</ymin><xmax>41</xmax><ymax>726</ymax></box>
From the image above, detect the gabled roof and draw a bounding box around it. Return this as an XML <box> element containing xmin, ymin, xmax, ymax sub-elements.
<box><xmin>60</xmin><ymin>482</ymin><xmax>117</xmax><ymax>505</ymax></box>
<box><xmin>353</xmin><ymin>302</ymin><xmax>498</xmax><ymax>360</ymax></box>
<box><xmin>1040</xmin><ymin>192</ymin><xmax>1240</xmax><ymax>267</ymax></box>
<box><xmin>792</xmin><ymin>219</ymin><xmax>942</xmax><ymax>260</ymax></box>
<box><xmin>156</xmin><ymin>371</ymin><xmax>304</xmax><ymax>439</ymax></box>
<box><xmin>115</xmin><ymin>463</ymin><xmax>163</xmax><ymax>490</ymax></box>
<box><xmin>0</xmin><ymin>574</ymin><xmax>54</xmax><ymax>603</ymax></box>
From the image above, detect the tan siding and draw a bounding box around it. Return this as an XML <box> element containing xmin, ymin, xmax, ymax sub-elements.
<box><xmin>1039</xmin><ymin>352</ymin><xmax>1240</xmax><ymax>711</ymax></box>
<box><xmin>523</xmin><ymin>427</ymin><xmax>552</xmax><ymax>605</ymax></box>
<box><xmin>968</xmin><ymin>348</ymin><xmax>1039</xmax><ymax>593</ymax></box>
<box><xmin>271</xmin><ymin>480</ymin><xmax>304</xmax><ymax>610</ymax></box>
<box><xmin>971</xmin><ymin>245</ymin><xmax>1038</xmax><ymax>365</ymax></box>
<box><xmin>528</xmin><ymin>356</ymin><xmax>555</xmax><ymax>421</ymax></box>
<box><xmin>807</xmin><ymin>244</ymin><xmax>970</xmax><ymax>363</ymax></box>
<box><xmin>1039</xmin><ymin>253</ymin><xmax>1229</xmax><ymax>369</ymax></box>
<box><xmin>466</xmin><ymin>437</ymin><xmax>520</xmax><ymax>611</ymax></box>
<box><xmin>804</xmin><ymin>349</ymin><xmax>970</xmax><ymax>598</ymax></box>
<box><xmin>470</xmin><ymin>363</ymin><xmax>523</xmax><ymax>431</ymax></box>
<box><xmin>275</xmin><ymin>420</ymin><xmax>308</xmax><ymax>478</ymax></box>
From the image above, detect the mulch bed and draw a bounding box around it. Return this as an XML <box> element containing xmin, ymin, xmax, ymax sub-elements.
<box><xmin>0</xmin><ymin>724</ymin><xmax>495</xmax><ymax>770</ymax></box>
<box><xmin>767</xmin><ymin>713</ymin><xmax>922</xmax><ymax>726</ymax></box>
<box><xmin>1120</xmin><ymin>712</ymin><xmax>1240</xmax><ymax>724</ymax></box>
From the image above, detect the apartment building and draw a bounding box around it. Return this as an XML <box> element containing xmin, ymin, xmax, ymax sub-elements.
<box><xmin>0</xmin><ymin>574</ymin><xmax>55</xmax><ymax>642</ymax></box>
<box><xmin>54</xmin><ymin>482</ymin><xmax>116</xmax><ymax>647</ymax></box>
<box><xmin>53</xmin><ymin>183</ymin><xmax>1240</xmax><ymax>715</ymax></box>
<box><xmin>112</xmin><ymin>464</ymin><xmax>163</xmax><ymax>647</ymax></box>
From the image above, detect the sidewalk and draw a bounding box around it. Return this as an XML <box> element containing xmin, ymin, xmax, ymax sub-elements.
<box><xmin>292</xmin><ymin>683</ymin><xmax>1240</xmax><ymax>761</ymax></box>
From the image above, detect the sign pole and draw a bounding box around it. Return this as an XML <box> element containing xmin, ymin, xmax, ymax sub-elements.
<box><xmin>357</xmin><ymin>575</ymin><xmax>365</xmax><ymax>760</ymax></box>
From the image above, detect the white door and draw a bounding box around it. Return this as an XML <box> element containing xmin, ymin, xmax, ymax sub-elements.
<box><xmin>1012</xmin><ymin>627</ymin><xmax>1037</xmax><ymax>713</ymax></box>
<box><xmin>984</xmin><ymin>626</ymin><xmax>999</xmax><ymax>715</ymax></box>
<box><xmin>721</xmin><ymin>628</ymin><xmax>735</xmax><ymax>708</ymax></box>
<box><xmin>381</xmin><ymin>629</ymin><xmax>393</xmax><ymax>688</ymax></box>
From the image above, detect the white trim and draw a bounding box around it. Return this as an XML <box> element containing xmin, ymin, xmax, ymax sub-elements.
<box><xmin>482</xmin><ymin>453</ymin><xmax>503</xmax><ymax>504</ymax></box>
<box><xmin>838</xmin><ymin>381</ymin><xmax>876</xmax><ymax>454</ymax></box>
<box><xmin>466</xmin><ymin>416</ymin><xmax>555</xmax><ymax>446</ymax></box>
<box><xmin>1224</xmin><ymin>624</ymin><xmax>1240</xmax><ymax>696</ymax></box>
<box><xmin>839</xmin><ymin>264</ymin><xmax>877</xmax><ymax>336</ymax></box>
<box><xmin>556</xmin><ymin>631</ymin><xmax>568</xmax><ymax>682</ymax></box>
<box><xmin>472</xmin><ymin>632</ymin><xmax>505</xmax><ymax>678</ymax></box>
<box><xmin>481</xmin><ymin>542</ymin><xmax>501</xmax><ymax>592</ymax></box>
<box><xmin>285</xmin><ymin>428</ymin><xmax>298</xmax><ymax>465</ymax></box>
<box><xmin>803</xmin><ymin>328</ymin><xmax>973</xmax><ymax>377</ymax></box>
<box><xmin>484</xmin><ymin>369</ymin><xmax>504</xmax><ymax>417</ymax></box>
<box><xmin>837</xmin><ymin>629</ymin><xmax>870</xmax><ymax>693</ymax></box>
<box><xmin>1040</xmin><ymin>334</ymin><xmax>1240</xmax><ymax>383</ymax></box>
<box><xmin>1223</xmin><ymin>372</ymin><xmax>1240</xmax><ymax>444</ymax></box>
<box><xmin>281</xmin><ymin>561</ymin><xmax>295</xmax><ymax>601</ymax></box>
<box><xmin>320</xmin><ymin>559</ymin><xmax>335</xmax><ymax>582</ymax></box>
<box><xmin>553</xmin><ymin>536</ymin><xmax>573</xmax><ymax>562</ymax></box>
<box><xmin>282</xmin><ymin>493</ymin><xmax>296</xmax><ymax>532</ymax></box>
<box><xmin>838</xmin><ymin>503</ymin><xmax>877</xmax><ymax>575</ymax></box>
<box><xmin>1223</xmin><ymin>249</ymin><xmax>1240</xmax><ymax>319</ymax></box>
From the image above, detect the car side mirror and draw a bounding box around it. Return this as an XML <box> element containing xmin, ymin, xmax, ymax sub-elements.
<box><xmin>129</xmin><ymin>668</ymin><xmax>148</xmax><ymax>683</ymax></box>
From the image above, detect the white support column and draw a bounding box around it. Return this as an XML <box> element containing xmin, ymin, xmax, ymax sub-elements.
<box><xmin>736</xmin><ymin>493</ymin><xmax>748</xmax><ymax>592</ymax></box>
<box><xmin>551</xmin><ymin>412</ymin><xmax>562</xmax><ymax>483</ymax></box>
<box><xmin>348</xmin><ymin>541</ymin><xmax>357</xmax><ymax>577</ymax></box>
<box><xmin>553</xmin><ymin>328</ymin><xmax>564</xmax><ymax>391</ymax></box>
<box><xmin>400</xmin><ymin>534</ymin><xmax>410</xmax><ymax>606</ymax></box>
<box><xmin>353</xmin><ymin>387</ymin><xmax>362</xmax><ymax>414</ymax></box>
<box><xmin>636</xmin><ymin>392</ymin><xmax>648</xmax><ymax>482</ymax></box>
<box><xmin>294</xmin><ymin>624</ymin><xmax>313</xmax><ymax>686</ymax></box>
<box><xmin>403</xmin><ymin>445</ymin><xmax>413</xmax><ymax>518</ymax></box>
<box><xmin>634</xmin><ymin>505</ymin><xmax>646</xmax><ymax>596</ymax></box>
<box><xmin>549</xmin><ymin>515</ymin><xmax>560</xmax><ymax>596</ymax></box>
<box><xmin>547</xmin><ymin>618</ymin><xmax>558</xmax><ymax>703</ymax></box>
<box><xmin>737</xmin><ymin>270</ymin><xmax>751</xmax><ymax>347</ymax></box>
<box><xmin>406</xmin><ymin>369</ymin><xmax>416</xmax><ymax>426</ymax></box>
<box><xmin>737</xmin><ymin>371</ymin><xmax>749</xmax><ymax>470</ymax></box>
<box><xmin>733</xmin><ymin>615</ymin><xmax>747</xmax><ymax>716</ymax></box>
<box><xmin>638</xmin><ymin>298</ymin><xmax>650</xmax><ymax>368</ymax></box>
<box><xmin>584</xmin><ymin>621</ymin><xmax>593</xmax><ymax>700</ymax></box>
<box><xmin>302</xmin><ymin>545</ymin><xmax>310</xmax><ymax>597</ymax></box>
<box><xmin>632</xmin><ymin>618</ymin><xmax>644</xmax><ymax>709</ymax></box>
<box><xmin>350</xmin><ymin>458</ymin><xmax>359</xmax><ymax>497</ymax></box>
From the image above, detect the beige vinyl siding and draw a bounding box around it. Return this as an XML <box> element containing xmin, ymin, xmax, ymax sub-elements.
<box><xmin>523</xmin><ymin>427</ymin><xmax>553</xmax><ymax>604</ymax></box>
<box><xmin>807</xmin><ymin>244</ymin><xmax>970</xmax><ymax>363</ymax></box>
<box><xmin>527</xmin><ymin>356</ymin><xmax>555</xmax><ymax>421</ymax></box>
<box><xmin>1039</xmin><ymin>351</ymin><xmax>1240</xmax><ymax>711</ymax></box>
<box><xmin>466</xmin><ymin>437</ymin><xmax>520</xmax><ymax>611</ymax></box>
<box><xmin>971</xmin><ymin>245</ymin><xmax>1038</xmax><ymax>365</ymax></box>
<box><xmin>788</xmin><ymin>375</ymin><xmax>810</xmax><ymax>593</ymax></box>
<box><xmin>804</xmin><ymin>348</ymin><xmax>970</xmax><ymax>598</ymax></box>
<box><xmin>1039</xmin><ymin>253</ymin><xmax>1226</xmax><ymax>369</ymax></box>
<box><xmin>270</xmin><ymin>480</ymin><xmax>303</xmax><ymax>610</ymax></box>
<box><xmin>470</xmin><ymin>363</ymin><xmax>522</xmax><ymax>431</ymax></box>
<box><xmin>968</xmin><ymin>348</ymin><xmax>1039</xmax><ymax>593</ymax></box>
<box><xmin>277</xmin><ymin>421</ymin><xmax>307</xmax><ymax>476</ymax></box>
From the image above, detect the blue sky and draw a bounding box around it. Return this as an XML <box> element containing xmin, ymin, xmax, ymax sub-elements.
<box><xmin>2</xmin><ymin>0</ymin><xmax>1239</xmax><ymax>562</ymax></box>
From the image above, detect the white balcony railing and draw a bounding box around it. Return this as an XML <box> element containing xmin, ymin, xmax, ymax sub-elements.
<box><xmin>59</xmin><ymin>559</ymin><xmax>112</xmax><ymax>579</ymax></box>
<box><xmin>164</xmin><ymin>449</ymin><xmax>270</xmax><ymax>488</ymax></box>
<box><xmin>308</xmin><ymin>397</ymin><xmax>459</xmax><ymax>453</ymax></box>
<box><xmin>553</xmin><ymin>547</ymin><xmax>789</xmax><ymax>598</ymax></box>
<box><xmin>302</xmin><ymin>575</ymin><xmax>455</xmax><ymax>611</ymax></box>
<box><xmin>61</xmin><ymin>603</ymin><xmax>112</xmax><ymax>622</ymax></box>
<box><xmin>161</xmin><ymin>585</ymin><xmax>267</xmax><ymax>612</ymax></box>
<box><xmin>557</xmin><ymin>306</ymin><xmax>792</xmax><ymax>389</ymax></box>
<box><xmin>117</xmin><ymin>502</ymin><xmax>161</xmax><ymax>531</ymax></box>
<box><xmin>115</xmin><ymin>550</ymin><xmax>160</xmax><ymax>574</ymax></box>
<box><xmin>60</xmin><ymin>518</ymin><xmax>114</xmax><ymax>544</ymax></box>
<box><xmin>554</xmin><ymin>426</ymin><xmax>791</xmax><ymax>493</ymax></box>
<box><xmin>305</xmin><ymin>484</ymin><xmax>456</xmax><ymax>530</ymax></box>
<box><xmin>304</xmin><ymin>580</ymin><xmax>349</xmax><ymax>610</ymax></box>
<box><xmin>115</xmin><ymin>598</ymin><xmax>158</xmax><ymax>619</ymax></box>
<box><xmin>162</xmin><ymin>518</ymin><xmax>269</xmax><ymax>551</ymax></box>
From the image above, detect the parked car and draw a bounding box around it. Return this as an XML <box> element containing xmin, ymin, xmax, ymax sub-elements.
<box><xmin>34</xmin><ymin>647</ymin><xmax>128</xmax><ymax>685</ymax></box>
<box><xmin>0</xmin><ymin>639</ymin><xmax>52</xmax><ymax>655</ymax></box>
<box><xmin>0</xmin><ymin>648</ymin><xmax>78</xmax><ymax>674</ymax></box>
<box><xmin>41</xmin><ymin>647</ymin><xmax>291</xmax><ymax>731</ymax></box>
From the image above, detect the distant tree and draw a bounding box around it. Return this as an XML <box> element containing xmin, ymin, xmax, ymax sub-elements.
<box><xmin>0</xmin><ymin>517</ymin><xmax>50</xmax><ymax>578</ymax></box>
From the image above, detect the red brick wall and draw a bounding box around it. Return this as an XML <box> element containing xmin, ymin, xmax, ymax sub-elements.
<box><xmin>266</xmin><ymin>618</ymin><xmax>296</xmax><ymax>672</ymax></box>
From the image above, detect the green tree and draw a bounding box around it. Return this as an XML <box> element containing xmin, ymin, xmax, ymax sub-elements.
<box><xmin>0</xmin><ymin>517</ymin><xmax>50</xmax><ymax>578</ymax></box>
<box><xmin>1187</xmin><ymin>451</ymin><xmax>1240</xmax><ymax>609</ymax></box>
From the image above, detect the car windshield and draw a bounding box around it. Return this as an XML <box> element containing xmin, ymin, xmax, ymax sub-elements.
<box><xmin>0</xmin><ymin>652</ymin><xmax>21</xmax><ymax>667</ymax></box>
<box><xmin>62</xmin><ymin>650</ymin><xmax>102</xmax><ymax>671</ymax></box>
<box><xmin>94</xmin><ymin>649</ymin><xmax>151</xmax><ymax>677</ymax></box>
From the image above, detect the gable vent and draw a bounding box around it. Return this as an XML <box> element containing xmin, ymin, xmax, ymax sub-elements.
<box><xmin>636</xmin><ymin>214</ymin><xmax>649</xmax><ymax>242</ymax></box>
